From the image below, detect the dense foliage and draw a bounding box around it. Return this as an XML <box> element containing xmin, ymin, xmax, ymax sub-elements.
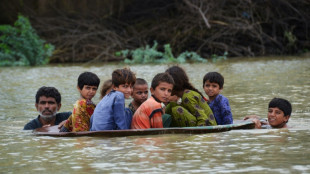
<box><xmin>0</xmin><ymin>15</ymin><xmax>54</xmax><ymax>66</ymax></box>
<box><xmin>116</xmin><ymin>41</ymin><xmax>207</xmax><ymax>64</ymax></box>
<box><xmin>0</xmin><ymin>0</ymin><xmax>309</xmax><ymax>63</ymax></box>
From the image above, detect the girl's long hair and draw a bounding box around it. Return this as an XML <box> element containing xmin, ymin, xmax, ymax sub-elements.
<box><xmin>165</xmin><ymin>65</ymin><xmax>204</xmax><ymax>97</ymax></box>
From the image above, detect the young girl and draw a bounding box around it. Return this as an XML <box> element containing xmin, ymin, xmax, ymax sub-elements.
<box><xmin>60</xmin><ymin>72</ymin><xmax>100</xmax><ymax>132</ymax></box>
<box><xmin>165</xmin><ymin>66</ymin><xmax>217</xmax><ymax>127</ymax></box>
<box><xmin>99</xmin><ymin>79</ymin><xmax>113</xmax><ymax>99</ymax></box>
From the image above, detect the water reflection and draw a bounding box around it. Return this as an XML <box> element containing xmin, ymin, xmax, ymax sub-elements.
<box><xmin>0</xmin><ymin>57</ymin><xmax>310</xmax><ymax>173</ymax></box>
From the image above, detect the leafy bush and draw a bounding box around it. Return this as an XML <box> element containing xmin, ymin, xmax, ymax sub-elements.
<box><xmin>115</xmin><ymin>41</ymin><xmax>207</xmax><ymax>64</ymax></box>
<box><xmin>0</xmin><ymin>15</ymin><xmax>54</xmax><ymax>66</ymax></box>
<box><xmin>211</xmin><ymin>51</ymin><xmax>228</xmax><ymax>63</ymax></box>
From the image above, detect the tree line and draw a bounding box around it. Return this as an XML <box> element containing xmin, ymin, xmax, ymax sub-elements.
<box><xmin>0</xmin><ymin>0</ymin><xmax>309</xmax><ymax>63</ymax></box>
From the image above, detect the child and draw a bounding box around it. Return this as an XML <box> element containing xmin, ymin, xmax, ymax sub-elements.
<box><xmin>99</xmin><ymin>79</ymin><xmax>113</xmax><ymax>99</ymax></box>
<box><xmin>244</xmin><ymin>98</ymin><xmax>292</xmax><ymax>129</ymax></box>
<box><xmin>203</xmin><ymin>72</ymin><xmax>233</xmax><ymax>125</ymax></box>
<box><xmin>131</xmin><ymin>73</ymin><xmax>174</xmax><ymax>129</ymax></box>
<box><xmin>128</xmin><ymin>78</ymin><xmax>149</xmax><ymax>114</ymax></box>
<box><xmin>60</xmin><ymin>72</ymin><xmax>100</xmax><ymax>132</ymax></box>
<box><xmin>165</xmin><ymin>66</ymin><xmax>217</xmax><ymax>127</ymax></box>
<box><xmin>90</xmin><ymin>68</ymin><xmax>136</xmax><ymax>131</ymax></box>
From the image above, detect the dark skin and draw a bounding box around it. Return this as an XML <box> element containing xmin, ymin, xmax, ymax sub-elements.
<box><xmin>243</xmin><ymin>107</ymin><xmax>290</xmax><ymax>129</ymax></box>
<box><xmin>35</xmin><ymin>96</ymin><xmax>61</xmax><ymax>126</ymax></box>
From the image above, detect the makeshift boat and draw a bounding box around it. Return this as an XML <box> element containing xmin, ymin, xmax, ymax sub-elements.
<box><xmin>33</xmin><ymin>121</ymin><xmax>255</xmax><ymax>137</ymax></box>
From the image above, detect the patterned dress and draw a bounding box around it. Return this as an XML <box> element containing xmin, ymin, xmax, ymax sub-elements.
<box><xmin>166</xmin><ymin>90</ymin><xmax>217</xmax><ymax>127</ymax></box>
<box><xmin>62</xmin><ymin>99</ymin><xmax>95</xmax><ymax>132</ymax></box>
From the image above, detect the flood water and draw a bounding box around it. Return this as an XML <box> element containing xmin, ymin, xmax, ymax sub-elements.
<box><xmin>0</xmin><ymin>56</ymin><xmax>310</xmax><ymax>173</ymax></box>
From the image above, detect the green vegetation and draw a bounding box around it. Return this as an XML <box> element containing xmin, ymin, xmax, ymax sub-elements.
<box><xmin>0</xmin><ymin>15</ymin><xmax>54</xmax><ymax>66</ymax></box>
<box><xmin>211</xmin><ymin>51</ymin><xmax>228</xmax><ymax>63</ymax></box>
<box><xmin>116</xmin><ymin>41</ymin><xmax>207</xmax><ymax>64</ymax></box>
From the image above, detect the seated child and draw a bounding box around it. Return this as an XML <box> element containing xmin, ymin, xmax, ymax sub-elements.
<box><xmin>131</xmin><ymin>73</ymin><xmax>174</xmax><ymax>129</ymax></box>
<box><xmin>165</xmin><ymin>66</ymin><xmax>217</xmax><ymax>127</ymax></box>
<box><xmin>60</xmin><ymin>72</ymin><xmax>100</xmax><ymax>132</ymax></box>
<box><xmin>99</xmin><ymin>79</ymin><xmax>113</xmax><ymax>99</ymax></box>
<box><xmin>203</xmin><ymin>72</ymin><xmax>233</xmax><ymax>125</ymax></box>
<box><xmin>244</xmin><ymin>98</ymin><xmax>292</xmax><ymax>129</ymax></box>
<box><xmin>128</xmin><ymin>78</ymin><xmax>149</xmax><ymax>114</ymax></box>
<box><xmin>90</xmin><ymin>68</ymin><xmax>136</xmax><ymax>131</ymax></box>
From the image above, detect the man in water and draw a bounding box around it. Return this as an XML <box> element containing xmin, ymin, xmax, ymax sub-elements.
<box><xmin>23</xmin><ymin>86</ymin><xmax>71</xmax><ymax>130</ymax></box>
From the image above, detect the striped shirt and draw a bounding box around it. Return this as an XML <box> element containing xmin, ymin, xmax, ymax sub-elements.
<box><xmin>131</xmin><ymin>96</ymin><xmax>163</xmax><ymax>129</ymax></box>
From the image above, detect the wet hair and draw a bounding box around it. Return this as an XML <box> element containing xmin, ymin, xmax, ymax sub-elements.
<box><xmin>134</xmin><ymin>78</ymin><xmax>148</xmax><ymax>87</ymax></box>
<box><xmin>165</xmin><ymin>65</ymin><xmax>204</xmax><ymax>97</ymax></box>
<box><xmin>100</xmin><ymin>79</ymin><xmax>113</xmax><ymax>99</ymax></box>
<box><xmin>112</xmin><ymin>68</ymin><xmax>136</xmax><ymax>87</ymax></box>
<box><xmin>203</xmin><ymin>72</ymin><xmax>224</xmax><ymax>89</ymax></box>
<box><xmin>151</xmin><ymin>73</ymin><xmax>174</xmax><ymax>90</ymax></box>
<box><xmin>35</xmin><ymin>86</ymin><xmax>61</xmax><ymax>104</ymax></box>
<box><xmin>269</xmin><ymin>98</ymin><xmax>292</xmax><ymax>117</ymax></box>
<box><xmin>77</xmin><ymin>72</ymin><xmax>100</xmax><ymax>90</ymax></box>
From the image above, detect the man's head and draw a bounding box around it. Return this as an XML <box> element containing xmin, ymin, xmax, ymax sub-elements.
<box><xmin>268</xmin><ymin>98</ymin><xmax>292</xmax><ymax>127</ymax></box>
<box><xmin>150</xmin><ymin>73</ymin><xmax>174</xmax><ymax>103</ymax></box>
<box><xmin>35</xmin><ymin>86</ymin><xmax>62</xmax><ymax>122</ymax></box>
<box><xmin>132</xmin><ymin>78</ymin><xmax>149</xmax><ymax>105</ymax></box>
<box><xmin>112</xmin><ymin>68</ymin><xmax>136</xmax><ymax>99</ymax></box>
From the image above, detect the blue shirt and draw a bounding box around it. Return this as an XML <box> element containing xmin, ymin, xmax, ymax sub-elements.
<box><xmin>208</xmin><ymin>94</ymin><xmax>233</xmax><ymax>125</ymax></box>
<box><xmin>90</xmin><ymin>90</ymin><xmax>132</xmax><ymax>131</ymax></box>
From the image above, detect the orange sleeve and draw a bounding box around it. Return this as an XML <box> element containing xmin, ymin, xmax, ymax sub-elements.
<box><xmin>150</xmin><ymin>111</ymin><xmax>163</xmax><ymax>128</ymax></box>
<box><xmin>131</xmin><ymin>104</ymin><xmax>151</xmax><ymax>129</ymax></box>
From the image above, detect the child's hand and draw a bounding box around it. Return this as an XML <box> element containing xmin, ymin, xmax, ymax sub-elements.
<box><xmin>243</xmin><ymin>115</ymin><xmax>260</xmax><ymax>120</ymax></box>
<box><xmin>252</xmin><ymin>118</ymin><xmax>262</xmax><ymax>128</ymax></box>
<box><xmin>42</xmin><ymin>124</ymin><xmax>51</xmax><ymax>128</ymax></box>
<box><xmin>57</xmin><ymin>120</ymin><xmax>67</xmax><ymax>129</ymax></box>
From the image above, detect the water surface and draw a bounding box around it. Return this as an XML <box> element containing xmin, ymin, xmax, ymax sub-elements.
<box><xmin>0</xmin><ymin>56</ymin><xmax>309</xmax><ymax>173</ymax></box>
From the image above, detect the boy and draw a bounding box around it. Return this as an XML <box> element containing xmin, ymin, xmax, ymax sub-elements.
<box><xmin>60</xmin><ymin>72</ymin><xmax>100</xmax><ymax>132</ymax></box>
<box><xmin>90</xmin><ymin>68</ymin><xmax>136</xmax><ymax>131</ymax></box>
<box><xmin>203</xmin><ymin>72</ymin><xmax>233</xmax><ymax>125</ymax></box>
<box><xmin>131</xmin><ymin>73</ymin><xmax>174</xmax><ymax>129</ymax></box>
<box><xmin>128</xmin><ymin>78</ymin><xmax>149</xmax><ymax>114</ymax></box>
<box><xmin>244</xmin><ymin>98</ymin><xmax>292</xmax><ymax>128</ymax></box>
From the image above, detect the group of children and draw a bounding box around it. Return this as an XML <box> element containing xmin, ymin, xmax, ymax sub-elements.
<box><xmin>59</xmin><ymin>65</ymin><xmax>292</xmax><ymax>132</ymax></box>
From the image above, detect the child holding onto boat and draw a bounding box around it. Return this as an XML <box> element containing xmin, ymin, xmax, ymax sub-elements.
<box><xmin>90</xmin><ymin>68</ymin><xmax>136</xmax><ymax>131</ymax></box>
<box><xmin>244</xmin><ymin>98</ymin><xmax>292</xmax><ymax>128</ymax></box>
<box><xmin>165</xmin><ymin>66</ymin><xmax>217</xmax><ymax>127</ymax></box>
<box><xmin>131</xmin><ymin>73</ymin><xmax>174</xmax><ymax>129</ymax></box>
<box><xmin>203</xmin><ymin>72</ymin><xmax>233</xmax><ymax>125</ymax></box>
<box><xmin>128</xmin><ymin>78</ymin><xmax>149</xmax><ymax>114</ymax></box>
<box><xmin>60</xmin><ymin>72</ymin><xmax>100</xmax><ymax>132</ymax></box>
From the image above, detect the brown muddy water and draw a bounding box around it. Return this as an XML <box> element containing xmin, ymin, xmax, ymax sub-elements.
<box><xmin>0</xmin><ymin>56</ymin><xmax>309</xmax><ymax>173</ymax></box>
